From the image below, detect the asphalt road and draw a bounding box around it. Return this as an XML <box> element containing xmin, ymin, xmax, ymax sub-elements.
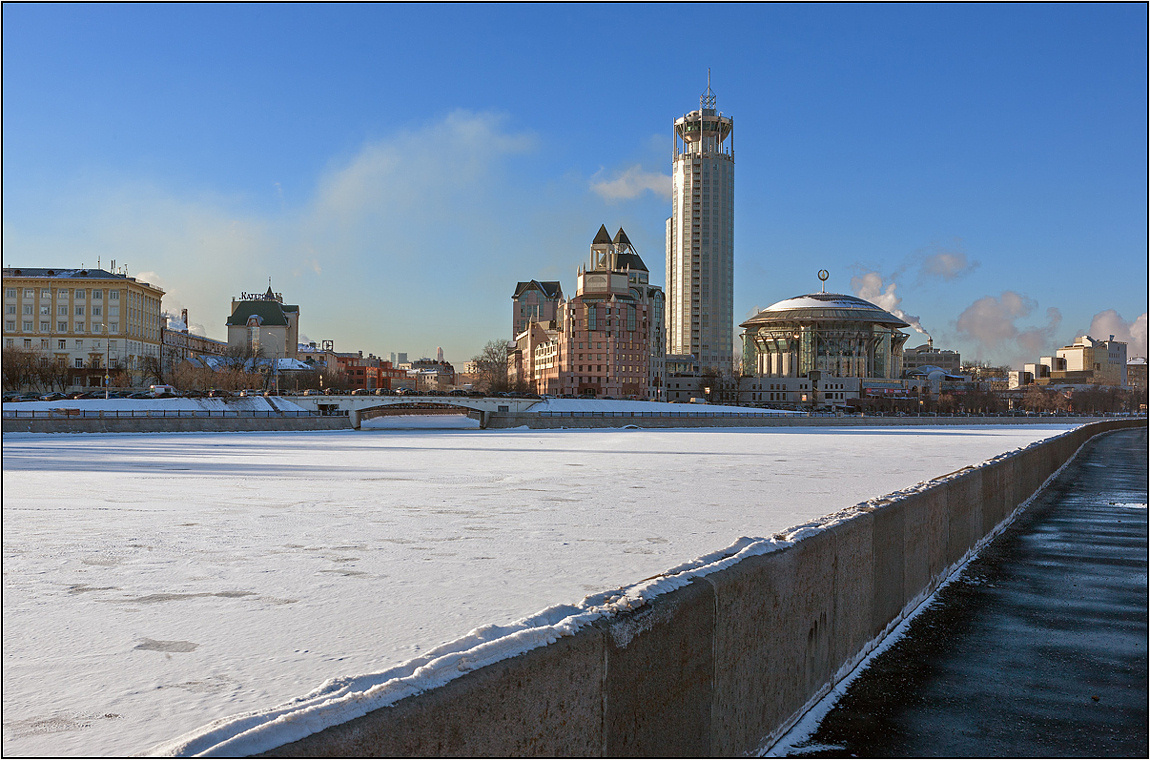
<box><xmin>783</xmin><ymin>426</ymin><xmax>1148</xmax><ymax>758</ymax></box>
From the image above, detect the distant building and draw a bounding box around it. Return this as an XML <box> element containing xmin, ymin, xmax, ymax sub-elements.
<box><xmin>903</xmin><ymin>342</ymin><xmax>961</xmax><ymax>374</ymax></box>
<box><xmin>1128</xmin><ymin>357</ymin><xmax>1147</xmax><ymax>391</ymax></box>
<box><xmin>225</xmin><ymin>285</ymin><xmax>299</xmax><ymax>360</ymax></box>
<box><xmin>3</xmin><ymin>265</ymin><xmax>164</xmax><ymax>385</ymax></box>
<box><xmin>161</xmin><ymin>308</ymin><xmax>227</xmax><ymax>374</ymax></box>
<box><xmin>511</xmin><ymin>226</ymin><xmax>664</xmax><ymax>398</ymax></box>
<box><xmin>1039</xmin><ymin>335</ymin><xmax>1127</xmax><ymax>388</ymax></box>
<box><xmin>511</xmin><ymin>280</ymin><xmax>562</xmax><ymax>338</ymax></box>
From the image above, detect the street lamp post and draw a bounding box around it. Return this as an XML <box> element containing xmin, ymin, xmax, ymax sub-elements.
<box><xmin>101</xmin><ymin>324</ymin><xmax>110</xmax><ymax>399</ymax></box>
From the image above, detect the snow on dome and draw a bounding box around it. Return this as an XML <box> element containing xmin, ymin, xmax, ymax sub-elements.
<box><xmin>742</xmin><ymin>292</ymin><xmax>908</xmax><ymax>327</ymax></box>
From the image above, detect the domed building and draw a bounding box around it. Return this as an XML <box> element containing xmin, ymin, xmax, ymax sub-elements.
<box><xmin>735</xmin><ymin>290</ymin><xmax>910</xmax><ymax>409</ymax></box>
<box><xmin>740</xmin><ymin>292</ymin><xmax>909</xmax><ymax>379</ymax></box>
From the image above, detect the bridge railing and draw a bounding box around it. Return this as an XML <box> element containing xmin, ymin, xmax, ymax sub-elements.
<box><xmin>535</xmin><ymin>410</ymin><xmax>806</xmax><ymax>418</ymax></box>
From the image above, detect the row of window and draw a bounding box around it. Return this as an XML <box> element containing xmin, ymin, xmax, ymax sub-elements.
<box><xmin>5</xmin><ymin>287</ymin><xmax>122</xmax><ymax>301</ymax></box>
<box><xmin>6</xmin><ymin>321</ymin><xmax>121</xmax><ymax>333</ymax></box>
<box><xmin>7</xmin><ymin>304</ymin><xmax>117</xmax><ymax>317</ymax></box>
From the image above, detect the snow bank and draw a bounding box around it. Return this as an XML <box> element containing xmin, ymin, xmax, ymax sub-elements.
<box><xmin>11</xmin><ymin>396</ymin><xmax>306</xmax><ymax>413</ymax></box>
<box><xmin>151</xmin><ymin>535</ymin><xmax>792</xmax><ymax>757</ymax></box>
<box><xmin>528</xmin><ymin>398</ymin><xmax>790</xmax><ymax>415</ymax></box>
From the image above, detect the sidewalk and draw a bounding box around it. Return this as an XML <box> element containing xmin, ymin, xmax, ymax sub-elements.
<box><xmin>780</xmin><ymin>427</ymin><xmax>1148</xmax><ymax>758</ymax></box>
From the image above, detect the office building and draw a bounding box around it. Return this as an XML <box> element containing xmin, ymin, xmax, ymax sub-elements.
<box><xmin>3</xmin><ymin>266</ymin><xmax>164</xmax><ymax>384</ymax></box>
<box><xmin>666</xmin><ymin>73</ymin><xmax>735</xmax><ymax>371</ymax></box>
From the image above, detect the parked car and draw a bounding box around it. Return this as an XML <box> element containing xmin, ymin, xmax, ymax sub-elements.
<box><xmin>127</xmin><ymin>392</ymin><xmax>152</xmax><ymax>399</ymax></box>
<box><xmin>351</xmin><ymin>388</ymin><xmax>371</xmax><ymax>396</ymax></box>
<box><xmin>374</xmin><ymin>388</ymin><xmax>395</xmax><ymax>396</ymax></box>
<box><xmin>302</xmin><ymin>389</ymin><xmax>322</xmax><ymax>396</ymax></box>
<box><xmin>40</xmin><ymin>392</ymin><xmax>69</xmax><ymax>401</ymax></box>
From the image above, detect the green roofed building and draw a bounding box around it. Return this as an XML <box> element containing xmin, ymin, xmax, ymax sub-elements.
<box><xmin>226</xmin><ymin>285</ymin><xmax>299</xmax><ymax>359</ymax></box>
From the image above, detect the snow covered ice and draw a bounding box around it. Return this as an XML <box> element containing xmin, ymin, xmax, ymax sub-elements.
<box><xmin>1</xmin><ymin>424</ymin><xmax>1077</xmax><ymax>755</ymax></box>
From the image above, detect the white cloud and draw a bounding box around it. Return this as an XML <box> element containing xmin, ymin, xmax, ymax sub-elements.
<box><xmin>590</xmin><ymin>165</ymin><xmax>672</xmax><ymax>202</ymax></box>
<box><xmin>1082</xmin><ymin>309</ymin><xmax>1148</xmax><ymax>357</ymax></box>
<box><xmin>955</xmin><ymin>291</ymin><xmax>1062</xmax><ymax>366</ymax></box>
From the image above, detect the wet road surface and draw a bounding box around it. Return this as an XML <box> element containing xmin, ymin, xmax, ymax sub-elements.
<box><xmin>783</xmin><ymin>426</ymin><xmax>1148</xmax><ymax>758</ymax></box>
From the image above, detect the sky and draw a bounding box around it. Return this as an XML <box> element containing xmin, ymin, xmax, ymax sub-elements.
<box><xmin>3</xmin><ymin>3</ymin><xmax>1147</xmax><ymax>367</ymax></box>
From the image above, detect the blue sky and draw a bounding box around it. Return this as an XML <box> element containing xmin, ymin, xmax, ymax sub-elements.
<box><xmin>3</xmin><ymin>3</ymin><xmax>1146</xmax><ymax>366</ymax></box>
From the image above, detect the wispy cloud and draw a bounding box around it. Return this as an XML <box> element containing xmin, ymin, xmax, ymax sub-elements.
<box><xmin>590</xmin><ymin>165</ymin><xmax>672</xmax><ymax>202</ymax></box>
<box><xmin>921</xmin><ymin>249</ymin><xmax>977</xmax><ymax>281</ymax></box>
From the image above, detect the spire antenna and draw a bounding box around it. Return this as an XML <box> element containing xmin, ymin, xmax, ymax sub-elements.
<box><xmin>700</xmin><ymin>68</ymin><xmax>716</xmax><ymax>110</ymax></box>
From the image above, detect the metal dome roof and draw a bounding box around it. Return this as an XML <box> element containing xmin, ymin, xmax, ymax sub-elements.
<box><xmin>740</xmin><ymin>292</ymin><xmax>909</xmax><ymax>328</ymax></box>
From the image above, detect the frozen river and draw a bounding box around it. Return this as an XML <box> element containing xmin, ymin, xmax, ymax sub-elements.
<box><xmin>2</xmin><ymin>424</ymin><xmax>1077</xmax><ymax>755</ymax></box>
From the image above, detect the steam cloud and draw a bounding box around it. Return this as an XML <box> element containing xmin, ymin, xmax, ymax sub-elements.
<box><xmin>851</xmin><ymin>272</ymin><xmax>929</xmax><ymax>337</ymax></box>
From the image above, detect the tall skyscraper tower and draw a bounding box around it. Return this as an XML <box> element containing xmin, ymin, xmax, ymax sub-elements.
<box><xmin>666</xmin><ymin>72</ymin><xmax>734</xmax><ymax>371</ymax></box>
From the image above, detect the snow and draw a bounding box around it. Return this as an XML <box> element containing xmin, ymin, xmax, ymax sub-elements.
<box><xmin>527</xmin><ymin>398</ymin><xmax>791</xmax><ymax>414</ymax></box>
<box><xmin>1</xmin><ymin>424</ymin><xmax>1077</xmax><ymax>756</ymax></box>
<box><xmin>8</xmin><ymin>396</ymin><xmax>307</xmax><ymax>414</ymax></box>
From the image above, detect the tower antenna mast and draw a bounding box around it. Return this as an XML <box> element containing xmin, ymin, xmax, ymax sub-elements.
<box><xmin>701</xmin><ymin>68</ymin><xmax>716</xmax><ymax>110</ymax></box>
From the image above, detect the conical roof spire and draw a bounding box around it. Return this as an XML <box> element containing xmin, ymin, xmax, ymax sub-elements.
<box><xmin>592</xmin><ymin>224</ymin><xmax>612</xmax><ymax>245</ymax></box>
<box><xmin>612</xmin><ymin>227</ymin><xmax>632</xmax><ymax>247</ymax></box>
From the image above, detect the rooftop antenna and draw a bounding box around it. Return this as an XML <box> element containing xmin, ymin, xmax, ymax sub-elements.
<box><xmin>701</xmin><ymin>68</ymin><xmax>716</xmax><ymax>110</ymax></box>
<box><xmin>818</xmin><ymin>269</ymin><xmax>829</xmax><ymax>293</ymax></box>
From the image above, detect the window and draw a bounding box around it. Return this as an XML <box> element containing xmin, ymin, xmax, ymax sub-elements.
<box><xmin>75</xmin><ymin>289</ymin><xmax>85</xmax><ymax>299</ymax></box>
<box><xmin>5</xmin><ymin>305</ymin><xmax>13</xmax><ymax>315</ymax></box>
<box><xmin>109</xmin><ymin>290</ymin><xmax>119</xmax><ymax>301</ymax></box>
<box><xmin>40</xmin><ymin>305</ymin><xmax>50</xmax><ymax>315</ymax></box>
<box><xmin>92</xmin><ymin>306</ymin><xmax>102</xmax><ymax>317</ymax></box>
<box><xmin>58</xmin><ymin>339</ymin><xmax>66</xmax><ymax>349</ymax></box>
<box><xmin>24</xmin><ymin>338</ymin><xmax>32</xmax><ymax>348</ymax></box>
<box><xmin>75</xmin><ymin>340</ymin><xmax>83</xmax><ymax>349</ymax></box>
<box><xmin>40</xmin><ymin>321</ymin><xmax>49</xmax><ymax>331</ymax></box>
<box><xmin>109</xmin><ymin>322</ymin><xmax>118</xmax><ymax>333</ymax></box>
<box><xmin>57</xmin><ymin>289</ymin><xmax>69</xmax><ymax>299</ymax></box>
<box><xmin>23</xmin><ymin>321</ymin><xmax>33</xmax><ymax>331</ymax></box>
<box><xmin>75</xmin><ymin>358</ymin><xmax>84</xmax><ymax>368</ymax></box>
<box><xmin>24</xmin><ymin>289</ymin><xmax>34</xmax><ymax>298</ymax></box>
<box><xmin>58</xmin><ymin>305</ymin><xmax>67</xmax><ymax>316</ymax></box>
<box><xmin>5</xmin><ymin>339</ymin><xmax>12</xmax><ymax>348</ymax></box>
<box><xmin>93</xmin><ymin>290</ymin><xmax>102</xmax><ymax>300</ymax></box>
<box><xmin>58</xmin><ymin>321</ymin><xmax>67</xmax><ymax>332</ymax></box>
<box><xmin>41</xmin><ymin>289</ymin><xmax>51</xmax><ymax>298</ymax></box>
<box><xmin>40</xmin><ymin>340</ymin><xmax>49</xmax><ymax>350</ymax></box>
<box><xmin>23</xmin><ymin>304</ymin><xmax>33</xmax><ymax>315</ymax></box>
<box><xmin>4</xmin><ymin>322</ymin><xmax>13</xmax><ymax>331</ymax></box>
<box><xmin>75</xmin><ymin>306</ymin><xmax>85</xmax><ymax>316</ymax></box>
<box><xmin>5</xmin><ymin>289</ymin><xmax>15</xmax><ymax>298</ymax></box>
<box><xmin>75</xmin><ymin>323</ymin><xmax>84</xmax><ymax>333</ymax></box>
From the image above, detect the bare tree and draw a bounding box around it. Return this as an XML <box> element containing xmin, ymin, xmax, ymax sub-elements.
<box><xmin>471</xmin><ymin>340</ymin><xmax>511</xmax><ymax>393</ymax></box>
<box><xmin>2</xmin><ymin>348</ymin><xmax>42</xmax><ymax>392</ymax></box>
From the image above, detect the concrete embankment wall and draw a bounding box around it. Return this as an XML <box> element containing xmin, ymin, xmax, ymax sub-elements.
<box><xmin>2</xmin><ymin>416</ymin><xmax>352</xmax><ymax>434</ymax></box>
<box><xmin>485</xmin><ymin>412</ymin><xmax>1113</xmax><ymax>429</ymax></box>
<box><xmin>258</xmin><ymin>419</ymin><xmax>1145</xmax><ymax>758</ymax></box>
